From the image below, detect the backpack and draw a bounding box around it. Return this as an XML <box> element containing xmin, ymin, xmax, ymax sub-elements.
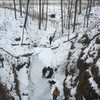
<box><xmin>53</xmin><ymin>87</ymin><xmax>60</xmax><ymax>96</ymax></box>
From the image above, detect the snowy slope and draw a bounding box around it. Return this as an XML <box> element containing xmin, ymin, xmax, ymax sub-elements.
<box><xmin>0</xmin><ymin>6</ymin><xmax>70</xmax><ymax>100</ymax></box>
<box><xmin>64</xmin><ymin>6</ymin><xmax>100</xmax><ymax>100</ymax></box>
<box><xmin>0</xmin><ymin>4</ymin><xmax>100</xmax><ymax>100</ymax></box>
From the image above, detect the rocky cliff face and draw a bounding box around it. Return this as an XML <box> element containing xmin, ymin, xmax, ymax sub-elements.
<box><xmin>0</xmin><ymin>50</ymin><xmax>30</xmax><ymax>100</ymax></box>
<box><xmin>64</xmin><ymin>24</ymin><xmax>100</xmax><ymax>100</ymax></box>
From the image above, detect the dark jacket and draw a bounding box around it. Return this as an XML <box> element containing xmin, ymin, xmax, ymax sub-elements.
<box><xmin>48</xmin><ymin>80</ymin><xmax>56</xmax><ymax>85</ymax></box>
<box><xmin>42</xmin><ymin>67</ymin><xmax>47</xmax><ymax>76</ymax></box>
<box><xmin>46</xmin><ymin>67</ymin><xmax>53</xmax><ymax>78</ymax></box>
<box><xmin>49</xmin><ymin>36</ymin><xmax>53</xmax><ymax>45</ymax></box>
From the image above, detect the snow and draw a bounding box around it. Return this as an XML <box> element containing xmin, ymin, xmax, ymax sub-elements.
<box><xmin>96</xmin><ymin>58</ymin><xmax>100</xmax><ymax>75</ymax></box>
<box><xmin>70</xmin><ymin>87</ymin><xmax>77</xmax><ymax>99</ymax></box>
<box><xmin>30</xmin><ymin>54</ymin><xmax>56</xmax><ymax>100</ymax></box>
<box><xmin>39</xmin><ymin>48</ymin><xmax>54</xmax><ymax>66</ymax></box>
<box><xmin>29</xmin><ymin>47</ymin><xmax>66</xmax><ymax>100</ymax></box>
<box><xmin>18</xmin><ymin>66</ymin><xmax>29</xmax><ymax>100</ymax></box>
<box><xmin>66</xmin><ymin>75</ymin><xmax>72</xmax><ymax>89</ymax></box>
<box><xmin>0</xmin><ymin>3</ymin><xmax>100</xmax><ymax>100</ymax></box>
<box><xmin>89</xmin><ymin>77</ymin><xmax>100</xmax><ymax>96</ymax></box>
<box><xmin>28</xmin><ymin>5</ymin><xmax>100</xmax><ymax>100</ymax></box>
<box><xmin>86</xmin><ymin>57</ymin><xmax>93</xmax><ymax>64</ymax></box>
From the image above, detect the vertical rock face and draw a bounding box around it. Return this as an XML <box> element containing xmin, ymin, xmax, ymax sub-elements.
<box><xmin>0</xmin><ymin>49</ymin><xmax>30</xmax><ymax>100</ymax></box>
<box><xmin>64</xmin><ymin>28</ymin><xmax>100</xmax><ymax>100</ymax></box>
<box><xmin>0</xmin><ymin>82</ymin><xmax>14</xmax><ymax>100</ymax></box>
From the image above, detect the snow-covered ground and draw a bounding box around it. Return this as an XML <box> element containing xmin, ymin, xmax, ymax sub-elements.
<box><xmin>0</xmin><ymin>6</ymin><xmax>71</xmax><ymax>100</ymax></box>
<box><xmin>0</xmin><ymin>4</ymin><xmax>100</xmax><ymax>100</ymax></box>
<box><xmin>29</xmin><ymin>47</ymin><xmax>68</xmax><ymax>100</ymax></box>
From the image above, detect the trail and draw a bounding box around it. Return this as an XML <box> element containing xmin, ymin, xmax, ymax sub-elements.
<box><xmin>29</xmin><ymin>54</ymin><xmax>53</xmax><ymax>100</ymax></box>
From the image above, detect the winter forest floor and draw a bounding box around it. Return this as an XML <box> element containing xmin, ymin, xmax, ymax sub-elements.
<box><xmin>0</xmin><ymin>4</ymin><xmax>100</xmax><ymax>100</ymax></box>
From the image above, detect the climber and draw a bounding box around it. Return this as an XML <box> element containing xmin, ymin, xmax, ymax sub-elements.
<box><xmin>46</xmin><ymin>66</ymin><xmax>54</xmax><ymax>78</ymax></box>
<box><xmin>53</xmin><ymin>87</ymin><xmax>60</xmax><ymax>100</ymax></box>
<box><xmin>49</xmin><ymin>36</ymin><xmax>53</xmax><ymax>45</ymax></box>
<box><xmin>42</xmin><ymin>67</ymin><xmax>47</xmax><ymax>78</ymax></box>
<box><xmin>48</xmin><ymin>80</ymin><xmax>56</xmax><ymax>87</ymax></box>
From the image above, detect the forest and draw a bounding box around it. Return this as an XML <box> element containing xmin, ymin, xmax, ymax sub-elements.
<box><xmin>0</xmin><ymin>0</ymin><xmax>100</xmax><ymax>100</ymax></box>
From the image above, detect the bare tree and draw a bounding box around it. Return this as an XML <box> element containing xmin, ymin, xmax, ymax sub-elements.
<box><xmin>73</xmin><ymin>0</ymin><xmax>78</xmax><ymax>33</ymax></box>
<box><xmin>39</xmin><ymin>0</ymin><xmax>42</xmax><ymax>29</ymax></box>
<box><xmin>23</xmin><ymin>0</ymin><xmax>30</xmax><ymax>28</ymax></box>
<box><xmin>19</xmin><ymin>0</ymin><xmax>22</xmax><ymax>16</ymax></box>
<box><xmin>32</xmin><ymin>0</ymin><xmax>35</xmax><ymax>19</ymax></box>
<box><xmin>45</xmin><ymin>0</ymin><xmax>48</xmax><ymax>30</ymax></box>
<box><xmin>22</xmin><ymin>0</ymin><xmax>30</xmax><ymax>45</ymax></box>
<box><xmin>67</xmin><ymin>0</ymin><xmax>73</xmax><ymax>30</ymax></box>
<box><xmin>86</xmin><ymin>0</ymin><xmax>92</xmax><ymax>27</ymax></box>
<box><xmin>63</xmin><ymin>1</ymin><xmax>67</xmax><ymax>27</ymax></box>
<box><xmin>92</xmin><ymin>0</ymin><xmax>96</xmax><ymax>6</ymax></box>
<box><xmin>13</xmin><ymin>0</ymin><xmax>17</xmax><ymax>19</ymax></box>
<box><xmin>61</xmin><ymin>0</ymin><xmax>64</xmax><ymax>34</ymax></box>
<box><xmin>78</xmin><ymin>0</ymin><xmax>82</xmax><ymax>14</ymax></box>
<box><xmin>67</xmin><ymin>0</ymin><xmax>73</xmax><ymax>39</ymax></box>
<box><xmin>41</xmin><ymin>0</ymin><xmax>45</xmax><ymax>23</ymax></box>
<box><xmin>84</xmin><ymin>0</ymin><xmax>89</xmax><ymax>27</ymax></box>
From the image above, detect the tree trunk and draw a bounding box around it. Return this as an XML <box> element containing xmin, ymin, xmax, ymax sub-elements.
<box><xmin>61</xmin><ymin>0</ymin><xmax>64</xmax><ymax>34</ymax></box>
<box><xmin>79</xmin><ymin>0</ymin><xmax>82</xmax><ymax>14</ymax></box>
<box><xmin>39</xmin><ymin>0</ymin><xmax>42</xmax><ymax>29</ymax></box>
<box><xmin>13</xmin><ymin>0</ymin><xmax>17</xmax><ymax>19</ymax></box>
<box><xmin>92</xmin><ymin>0</ymin><xmax>95</xmax><ymax>6</ymax></box>
<box><xmin>23</xmin><ymin>0</ymin><xmax>30</xmax><ymax>28</ymax></box>
<box><xmin>67</xmin><ymin>0</ymin><xmax>73</xmax><ymax>30</ymax></box>
<box><xmin>42</xmin><ymin>0</ymin><xmax>45</xmax><ymax>23</ymax></box>
<box><xmin>19</xmin><ymin>0</ymin><xmax>22</xmax><ymax>16</ymax></box>
<box><xmin>84</xmin><ymin>0</ymin><xmax>89</xmax><ymax>27</ymax></box>
<box><xmin>45</xmin><ymin>0</ymin><xmax>48</xmax><ymax>30</ymax></box>
<box><xmin>73</xmin><ymin>0</ymin><xmax>78</xmax><ymax>33</ymax></box>
<box><xmin>86</xmin><ymin>0</ymin><xmax>92</xmax><ymax>27</ymax></box>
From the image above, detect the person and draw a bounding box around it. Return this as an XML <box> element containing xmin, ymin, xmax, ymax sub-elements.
<box><xmin>48</xmin><ymin>80</ymin><xmax>56</xmax><ymax>87</ymax></box>
<box><xmin>46</xmin><ymin>67</ymin><xmax>54</xmax><ymax>78</ymax></box>
<box><xmin>53</xmin><ymin>87</ymin><xmax>60</xmax><ymax>100</ymax></box>
<box><xmin>49</xmin><ymin>14</ymin><xmax>56</xmax><ymax>18</ymax></box>
<box><xmin>42</xmin><ymin>67</ymin><xmax>47</xmax><ymax>78</ymax></box>
<box><xmin>49</xmin><ymin>36</ymin><xmax>53</xmax><ymax>45</ymax></box>
<box><xmin>49</xmin><ymin>68</ymin><xmax>53</xmax><ymax>77</ymax></box>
